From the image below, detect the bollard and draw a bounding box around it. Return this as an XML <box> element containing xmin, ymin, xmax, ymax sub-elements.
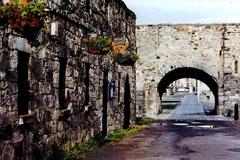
<box><xmin>234</xmin><ymin>104</ymin><xmax>239</xmax><ymax>121</ymax></box>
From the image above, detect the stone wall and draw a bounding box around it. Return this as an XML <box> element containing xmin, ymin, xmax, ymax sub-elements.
<box><xmin>136</xmin><ymin>24</ymin><xmax>240</xmax><ymax>117</ymax></box>
<box><xmin>0</xmin><ymin>0</ymin><xmax>136</xmax><ymax>159</ymax></box>
<box><xmin>221</xmin><ymin>25</ymin><xmax>240</xmax><ymax>113</ymax></box>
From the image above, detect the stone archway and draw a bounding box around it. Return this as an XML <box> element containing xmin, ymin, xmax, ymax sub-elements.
<box><xmin>158</xmin><ymin>67</ymin><xmax>219</xmax><ymax>114</ymax></box>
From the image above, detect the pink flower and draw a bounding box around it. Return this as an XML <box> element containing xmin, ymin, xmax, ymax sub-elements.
<box><xmin>5</xmin><ymin>2</ymin><xmax>11</xmax><ymax>7</ymax></box>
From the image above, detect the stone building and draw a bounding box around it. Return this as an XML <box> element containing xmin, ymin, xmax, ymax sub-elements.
<box><xmin>0</xmin><ymin>0</ymin><xmax>136</xmax><ymax>159</ymax></box>
<box><xmin>136</xmin><ymin>24</ymin><xmax>240</xmax><ymax>117</ymax></box>
<box><xmin>169</xmin><ymin>78</ymin><xmax>211</xmax><ymax>94</ymax></box>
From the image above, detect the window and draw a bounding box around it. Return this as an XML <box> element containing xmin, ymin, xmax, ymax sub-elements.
<box><xmin>17</xmin><ymin>51</ymin><xmax>30</xmax><ymax>115</ymax></box>
<box><xmin>118</xmin><ymin>73</ymin><xmax>121</xmax><ymax>104</ymax></box>
<box><xmin>235</xmin><ymin>60</ymin><xmax>238</xmax><ymax>74</ymax></box>
<box><xmin>59</xmin><ymin>57</ymin><xmax>67</xmax><ymax>110</ymax></box>
<box><xmin>86</xmin><ymin>0</ymin><xmax>90</xmax><ymax>12</ymax></box>
<box><xmin>85</xmin><ymin>63</ymin><xmax>90</xmax><ymax>105</ymax></box>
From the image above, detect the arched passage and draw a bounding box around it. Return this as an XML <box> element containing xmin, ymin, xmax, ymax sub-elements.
<box><xmin>157</xmin><ymin>67</ymin><xmax>219</xmax><ymax>114</ymax></box>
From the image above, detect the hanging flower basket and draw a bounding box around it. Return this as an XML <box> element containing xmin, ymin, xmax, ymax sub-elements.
<box><xmin>114</xmin><ymin>52</ymin><xmax>139</xmax><ymax>66</ymax></box>
<box><xmin>88</xmin><ymin>45</ymin><xmax>101</xmax><ymax>54</ymax></box>
<box><xmin>0</xmin><ymin>2</ymin><xmax>8</xmax><ymax>28</ymax></box>
<box><xmin>87</xmin><ymin>36</ymin><xmax>112</xmax><ymax>55</ymax></box>
<box><xmin>2</xmin><ymin>0</ymin><xmax>46</xmax><ymax>41</ymax></box>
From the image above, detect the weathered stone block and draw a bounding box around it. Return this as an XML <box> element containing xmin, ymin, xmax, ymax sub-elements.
<box><xmin>11</xmin><ymin>132</ymin><xmax>24</xmax><ymax>144</ymax></box>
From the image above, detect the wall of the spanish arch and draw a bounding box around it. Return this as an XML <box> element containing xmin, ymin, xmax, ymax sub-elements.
<box><xmin>221</xmin><ymin>25</ymin><xmax>240</xmax><ymax>113</ymax></box>
<box><xmin>136</xmin><ymin>24</ymin><xmax>240</xmax><ymax>117</ymax></box>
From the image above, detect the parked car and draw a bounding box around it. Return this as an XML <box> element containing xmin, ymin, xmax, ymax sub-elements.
<box><xmin>177</xmin><ymin>87</ymin><xmax>189</xmax><ymax>92</ymax></box>
<box><xmin>166</xmin><ymin>87</ymin><xmax>174</xmax><ymax>95</ymax></box>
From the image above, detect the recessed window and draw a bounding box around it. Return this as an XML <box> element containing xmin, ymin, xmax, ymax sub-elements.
<box><xmin>118</xmin><ymin>73</ymin><xmax>121</xmax><ymax>103</ymax></box>
<box><xmin>86</xmin><ymin>0</ymin><xmax>90</xmax><ymax>12</ymax></box>
<box><xmin>59</xmin><ymin>57</ymin><xmax>67</xmax><ymax>110</ymax></box>
<box><xmin>17</xmin><ymin>51</ymin><xmax>30</xmax><ymax>115</ymax></box>
<box><xmin>235</xmin><ymin>60</ymin><xmax>238</xmax><ymax>74</ymax></box>
<box><xmin>85</xmin><ymin>63</ymin><xmax>90</xmax><ymax>105</ymax></box>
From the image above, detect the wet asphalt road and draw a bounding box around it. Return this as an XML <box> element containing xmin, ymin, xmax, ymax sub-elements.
<box><xmin>166</xmin><ymin>94</ymin><xmax>229</xmax><ymax>121</ymax></box>
<box><xmin>81</xmin><ymin>95</ymin><xmax>240</xmax><ymax>160</ymax></box>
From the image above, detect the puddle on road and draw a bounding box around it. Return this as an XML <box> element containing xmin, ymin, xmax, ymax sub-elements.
<box><xmin>161</xmin><ymin>123</ymin><xmax>168</xmax><ymax>126</ymax></box>
<box><xmin>198</xmin><ymin>125</ymin><xmax>214</xmax><ymax>128</ymax></box>
<box><xmin>171</xmin><ymin>122</ymin><xmax>215</xmax><ymax>128</ymax></box>
<box><xmin>228</xmin><ymin>148</ymin><xmax>240</xmax><ymax>152</ymax></box>
<box><xmin>187</xmin><ymin>125</ymin><xmax>214</xmax><ymax>128</ymax></box>
<box><xmin>191</xmin><ymin>122</ymin><xmax>201</xmax><ymax>125</ymax></box>
<box><xmin>173</xmin><ymin>123</ymin><xmax>189</xmax><ymax>126</ymax></box>
<box><xmin>158</xmin><ymin>121</ymin><xmax>216</xmax><ymax>129</ymax></box>
<box><xmin>152</xmin><ymin>123</ymin><xmax>169</xmax><ymax>127</ymax></box>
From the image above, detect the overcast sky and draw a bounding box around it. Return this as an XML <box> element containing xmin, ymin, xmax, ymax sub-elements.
<box><xmin>122</xmin><ymin>0</ymin><xmax>240</xmax><ymax>24</ymax></box>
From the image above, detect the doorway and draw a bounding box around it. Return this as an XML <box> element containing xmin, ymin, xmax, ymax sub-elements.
<box><xmin>17</xmin><ymin>51</ymin><xmax>30</xmax><ymax>115</ymax></box>
<box><xmin>102</xmin><ymin>70</ymin><xmax>108</xmax><ymax>136</ymax></box>
<box><xmin>123</xmin><ymin>75</ymin><xmax>131</xmax><ymax>129</ymax></box>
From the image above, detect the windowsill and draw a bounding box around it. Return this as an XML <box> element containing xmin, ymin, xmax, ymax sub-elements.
<box><xmin>233</xmin><ymin>73</ymin><xmax>240</xmax><ymax>77</ymax></box>
<box><xmin>18</xmin><ymin>113</ymin><xmax>35</xmax><ymax>125</ymax></box>
<box><xmin>59</xmin><ymin>108</ymin><xmax>71</xmax><ymax>120</ymax></box>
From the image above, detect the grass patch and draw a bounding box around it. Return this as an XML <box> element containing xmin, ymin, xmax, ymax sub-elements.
<box><xmin>64</xmin><ymin>134</ymin><xmax>105</xmax><ymax>160</ymax></box>
<box><xmin>161</xmin><ymin>104</ymin><xmax>177</xmax><ymax>110</ymax></box>
<box><xmin>107</xmin><ymin>125</ymin><xmax>149</xmax><ymax>142</ymax></box>
<box><xmin>136</xmin><ymin>117</ymin><xmax>155</xmax><ymax>125</ymax></box>
<box><xmin>40</xmin><ymin>125</ymin><xmax>149</xmax><ymax>160</ymax></box>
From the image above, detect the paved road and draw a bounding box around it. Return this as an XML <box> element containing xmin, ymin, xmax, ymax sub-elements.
<box><xmin>81</xmin><ymin>95</ymin><xmax>240</xmax><ymax>160</ymax></box>
<box><xmin>166</xmin><ymin>94</ymin><xmax>228</xmax><ymax>121</ymax></box>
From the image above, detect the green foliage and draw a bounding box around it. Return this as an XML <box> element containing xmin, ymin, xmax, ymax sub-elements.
<box><xmin>141</xmin><ymin>117</ymin><xmax>155</xmax><ymax>123</ymax></box>
<box><xmin>39</xmin><ymin>125</ymin><xmax>148</xmax><ymax>160</ymax></box>
<box><xmin>87</xmin><ymin>37</ymin><xmax>112</xmax><ymax>51</ymax></box>
<box><xmin>106</xmin><ymin>125</ymin><xmax>149</xmax><ymax>142</ymax></box>
<box><xmin>35</xmin><ymin>45</ymin><xmax>44</xmax><ymax>53</ymax></box>
<box><xmin>34</xmin><ymin>144</ymin><xmax>66</xmax><ymax>160</ymax></box>
<box><xmin>115</xmin><ymin>52</ymin><xmax>139</xmax><ymax>66</ymax></box>
<box><xmin>161</xmin><ymin>104</ymin><xmax>177</xmax><ymax>110</ymax></box>
<box><xmin>64</xmin><ymin>134</ymin><xmax>105</xmax><ymax>160</ymax></box>
<box><xmin>127</xmin><ymin>125</ymin><xmax>149</xmax><ymax>134</ymax></box>
<box><xmin>1</xmin><ymin>0</ymin><xmax>46</xmax><ymax>41</ymax></box>
<box><xmin>136</xmin><ymin>117</ymin><xmax>155</xmax><ymax>125</ymax></box>
<box><xmin>25</xmin><ymin>0</ymin><xmax>46</xmax><ymax>17</ymax></box>
<box><xmin>0</xmin><ymin>3</ymin><xmax>8</xmax><ymax>27</ymax></box>
<box><xmin>106</xmin><ymin>129</ymin><xmax>127</xmax><ymax>141</ymax></box>
<box><xmin>47</xmin><ymin>144</ymin><xmax>66</xmax><ymax>160</ymax></box>
<box><xmin>8</xmin><ymin>0</ymin><xmax>46</xmax><ymax>18</ymax></box>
